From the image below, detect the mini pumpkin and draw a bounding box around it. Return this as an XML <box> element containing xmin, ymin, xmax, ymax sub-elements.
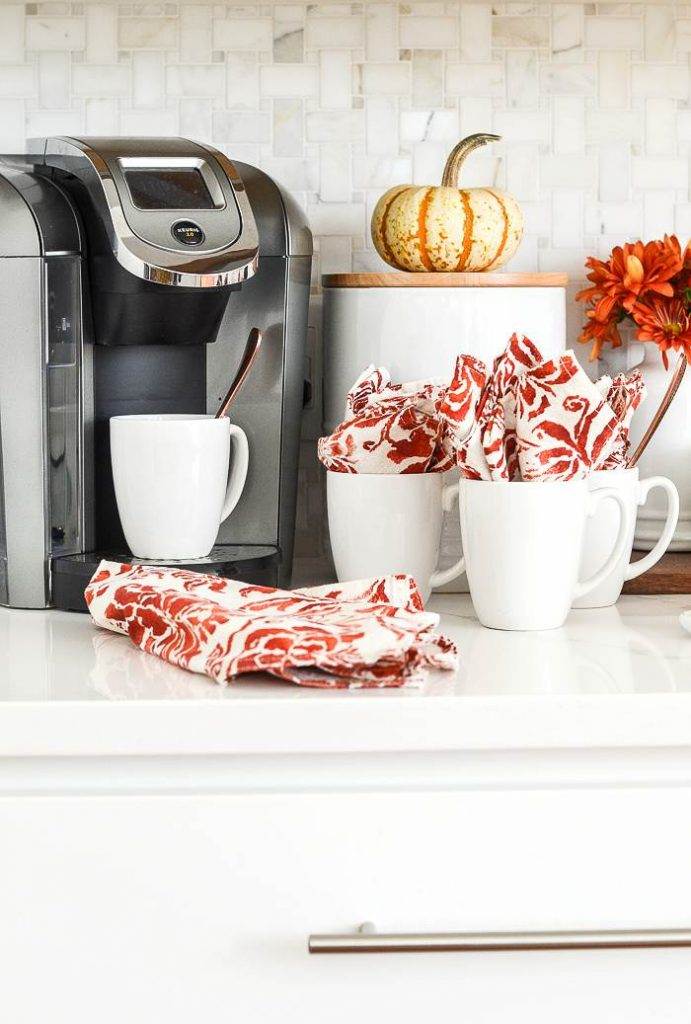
<box><xmin>371</xmin><ymin>133</ymin><xmax>523</xmax><ymax>273</ymax></box>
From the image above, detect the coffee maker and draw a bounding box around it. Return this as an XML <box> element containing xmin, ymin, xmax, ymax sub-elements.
<box><xmin>0</xmin><ymin>137</ymin><xmax>312</xmax><ymax>610</ymax></box>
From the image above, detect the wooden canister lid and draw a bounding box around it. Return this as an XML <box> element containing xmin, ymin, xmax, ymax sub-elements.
<box><xmin>321</xmin><ymin>272</ymin><xmax>568</xmax><ymax>289</ymax></box>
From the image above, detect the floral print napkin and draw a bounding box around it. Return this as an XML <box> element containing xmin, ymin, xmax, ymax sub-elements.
<box><xmin>318</xmin><ymin>335</ymin><xmax>644</xmax><ymax>482</ymax></box>
<box><xmin>596</xmin><ymin>370</ymin><xmax>647</xmax><ymax>470</ymax></box>
<box><xmin>85</xmin><ymin>561</ymin><xmax>458</xmax><ymax>690</ymax></box>
<box><xmin>318</xmin><ymin>356</ymin><xmax>485</xmax><ymax>474</ymax></box>
<box><xmin>456</xmin><ymin>334</ymin><xmax>646</xmax><ymax>481</ymax></box>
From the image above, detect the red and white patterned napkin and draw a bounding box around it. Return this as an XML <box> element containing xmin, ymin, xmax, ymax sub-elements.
<box><xmin>85</xmin><ymin>561</ymin><xmax>458</xmax><ymax>690</ymax></box>
<box><xmin>596</xmin><ymin>370</ymin><xmax>647</xmax><ymax>470</ymax></box>
<box><xmin>318</xmin><ymin>336</ymin><xmax>644</xmax><ymax>481</ymax></box>
<box><xmin>457</xmin><ymin>334</ymin><xmax>646</xmax><ymax>482</ymax></box>
<box><xmin>318</xmin><ymin>355</ymin><xmax>486</xmax><ymax>474</ymax></box>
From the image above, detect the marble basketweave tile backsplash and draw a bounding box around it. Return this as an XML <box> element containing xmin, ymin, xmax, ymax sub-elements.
<box><xmin>2</xmin><ymin>1</ymin><xmax>689</xmax><ymax>580</ymax></box>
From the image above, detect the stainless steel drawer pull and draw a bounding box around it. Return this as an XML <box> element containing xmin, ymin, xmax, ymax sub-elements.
<box><xmin>308</xmin><ymin>922</ymin><xmax>691</xmax><ymax>955</ymax></box>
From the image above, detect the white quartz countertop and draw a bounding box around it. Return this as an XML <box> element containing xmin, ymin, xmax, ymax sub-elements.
<box><xmin>2</xmin><ymin>594</ymin><xmax>691</xmax><ymax>759</ymax></box>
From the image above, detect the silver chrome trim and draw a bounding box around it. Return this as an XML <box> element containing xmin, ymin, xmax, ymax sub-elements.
<box><xmin>29</xmin><ymin>137</ymin><xmax>259</xmax><ymax>288</ymax></box>
<box><xmin>308</xmin><ymin>922</ymin><xmax>691</xmax><ymax>954</ymax></box>
<box><xmin>0</xmin><ymin>257</ymin><xmax>50</xmax><ymax>607</ymax></box>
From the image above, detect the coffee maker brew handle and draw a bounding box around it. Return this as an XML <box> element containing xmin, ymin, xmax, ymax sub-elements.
<box><xmin>220</xmin><ymin>425</ymin><xmax>250</xmax><ymax>522</ymax></box>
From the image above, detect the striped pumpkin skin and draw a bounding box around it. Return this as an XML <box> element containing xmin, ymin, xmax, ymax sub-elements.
<box><xmin>371</xmin><ymin>184</ymin><xmax>523</xmax><ymax>273</ymax></box>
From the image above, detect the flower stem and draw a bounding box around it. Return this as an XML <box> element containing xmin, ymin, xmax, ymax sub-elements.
<box><xmin>627</xmin><ymin>350</ymin><xmax>687</xmax><ymax>469</ymax></box>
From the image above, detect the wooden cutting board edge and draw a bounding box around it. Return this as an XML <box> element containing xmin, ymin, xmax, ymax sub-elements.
<box><xmin>622</xmin><ymin>552</ymin><xmax>691</xmax><ymax>595</ymax></box>
<box><xmin>322</xmin><ymin>272</ymin><xmax>569</xmax><ymax>289</ymax></box>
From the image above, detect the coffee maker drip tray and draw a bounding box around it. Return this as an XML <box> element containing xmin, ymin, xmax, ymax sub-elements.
<box><xmin>51</xmin><ymin>545</ymin><xmax>281</xmax><ymax>613</ymax></box>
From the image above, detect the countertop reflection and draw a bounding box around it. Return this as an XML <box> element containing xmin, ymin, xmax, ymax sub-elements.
<box><xmin>445</xmin><ymin>595</ymin><xmax>690</xmax><ymax>696</ymax></box>
<box><xmin>1</xmin><ymin>593</ymin><xmax>691</xmax><ymax>757</ymax></box>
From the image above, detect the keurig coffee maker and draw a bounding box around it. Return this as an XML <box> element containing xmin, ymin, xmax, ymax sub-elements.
<box><xmin>0</xmin><ymin>137</ymin><xmax>312</xmax><ymax>610</ymax></box>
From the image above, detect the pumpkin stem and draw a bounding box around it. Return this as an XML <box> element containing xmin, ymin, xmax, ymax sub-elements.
<box><xmin>441</xmin><ymin>133</ymin><xmax>501</xmax><ymax>188</ymax></box>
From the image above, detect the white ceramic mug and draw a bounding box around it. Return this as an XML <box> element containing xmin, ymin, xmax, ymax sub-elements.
<box><xmin>573</xmin><ymin>468</ymin><xmax>679</xmax><ymax>609</ymax></box>
<box><xmin>441</xmin><ymin>479</ymin><xmax>631</xmax><ymax>631</ymax></box>
<box><xmin>326</xmin><ymin>472</ymin><xmax>464</xmax><ymax>603</ymax></box>
<box><xmin>110</xmin><ymin>414</ymin><xmax>249</xmax><ymax>560</ymax></box>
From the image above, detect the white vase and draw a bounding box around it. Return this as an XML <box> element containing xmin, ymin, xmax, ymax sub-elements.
<box><xmin>622</xmin><ymin>343</ymin><xmax>691</xmax><ymax>551</ymax></box>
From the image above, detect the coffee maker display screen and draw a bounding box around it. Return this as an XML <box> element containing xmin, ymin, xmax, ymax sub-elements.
<box><xmin>124</xmin><ymin>167</ymin><xmax>215</xmax><ymax>210</ymax></box>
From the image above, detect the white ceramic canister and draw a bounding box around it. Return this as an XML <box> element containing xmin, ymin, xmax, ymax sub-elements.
<box><xmin>322</xmin><ymin>272</ymin><xmax>568</xmax><ymax>589</ymax></box>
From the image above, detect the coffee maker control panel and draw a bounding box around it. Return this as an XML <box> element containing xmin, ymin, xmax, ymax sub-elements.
<box><xmin>111</xmin><ymin>154</ymin><xmax>242</xmax><ymax>255</ymax></box>
<box><xmin>28</xmin><ymin>137</ymin><xmax>259</xmax><ymax>289</ymax></box>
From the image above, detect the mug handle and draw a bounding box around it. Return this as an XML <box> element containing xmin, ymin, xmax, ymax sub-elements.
<box><xmin>429</xmin><ymin>483</ymin><xmax>466</xmax><ymax>589</ymax></box>
<box><xmin>574</xmin><ymin>486</ymin><xmax>631</xmax><ymax>600</ymax></box>
<box><xmin>624</xmin><ymin>477</ymin><xmax>679</xmax><ymax>582</ymax></box>
<box><xmin>220</xmin><ymin>424</ymin><xmax>250</xmax><ymax>522</ymax></box>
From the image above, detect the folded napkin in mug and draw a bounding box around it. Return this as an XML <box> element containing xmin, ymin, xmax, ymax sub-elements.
<box><xmin>457</xmin><ymin>334</ymin><xmax>646</xmax><ymax>482</ymax></box>
<box><xmin>85</xmin><ymin>561</ymin><xmax>458</xmax><ymax>689</ymax></box>
<box><xmin>463</xmin><ymin>332</ymin><xmax>545</xmax><ymax>480</ymax></box>
<box><xmin>595</xmin><ymin>370</ymin><xmax>647</xmax><ymax>470</ymax></box>
<box><xmin>318</xmin><ymin>356</ymin><xmax>486</xmax><ymax>474</ymax></box>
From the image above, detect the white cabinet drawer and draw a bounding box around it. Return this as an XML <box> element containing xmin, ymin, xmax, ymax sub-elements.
<box><xmin>1</xmin><ymin>787</ymin><xmax>690</xmax><ymax>1023</ymax></box>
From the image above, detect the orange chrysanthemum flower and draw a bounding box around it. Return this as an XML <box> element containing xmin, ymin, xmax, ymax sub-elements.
<box><xmin>577</xmin><ymin>236</ymin><xmax>683</xmax><ymax>314</ymax></box>
<box><xmin>579</xmin><ymin>305</ymin><xmax>623</xmax><ymax>361</ymax></box>
<box><xmin>632</xmin><ymin>297</ymin><xmax>691</xmax><ymax>368</ymax></box>
<box><xmin>673</xmin><ymin>239</ymin><xmax>691</xmax><ymax>294</ymax></box>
